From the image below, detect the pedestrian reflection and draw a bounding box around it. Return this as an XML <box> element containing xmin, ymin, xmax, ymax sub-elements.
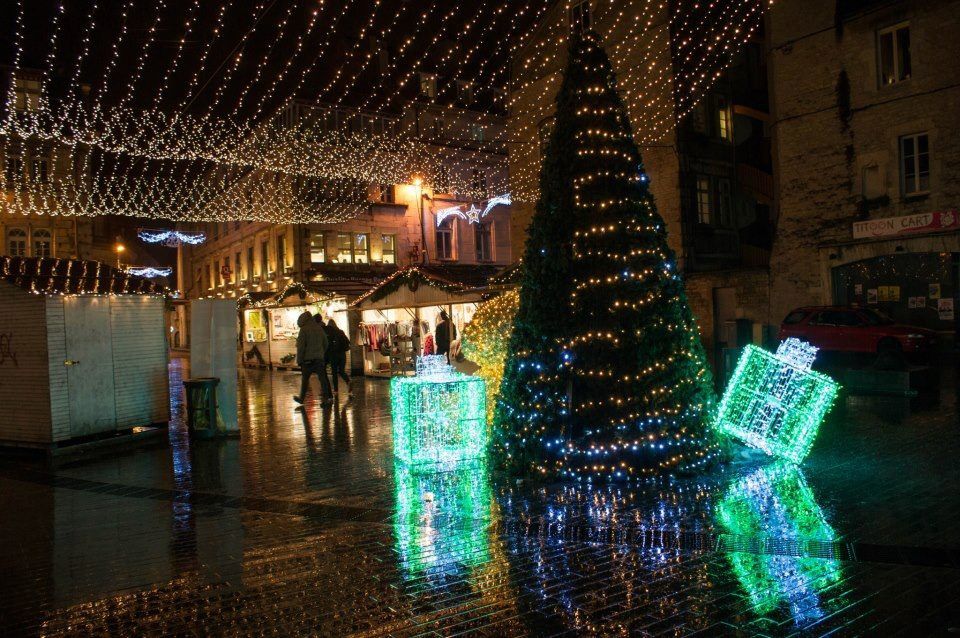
<box><xmin>716</xmin><ymin>462</ymin><xmax>844</xmax><ymax>625</ymax></box>
<box><xmin>393</xmin><ymin>461</ymin><xmax>493</xmax><ymax>583</ymax></box>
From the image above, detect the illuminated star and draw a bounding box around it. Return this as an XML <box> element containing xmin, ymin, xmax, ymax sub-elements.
<box><xmin>465</xmin><ymin>205</ymin><xmax>481</xmax><ymax>223</ymax></box>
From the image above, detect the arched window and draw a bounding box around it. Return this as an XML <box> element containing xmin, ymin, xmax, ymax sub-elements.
<box><xmin>33</xmin><ymin>228</ymin><xmax>52</xmax><ymax>258</ymax></box>
<box><xmin>7</xmin><ymin>228</ymin><xmax>27</xmax><ymax>256</ymax></box>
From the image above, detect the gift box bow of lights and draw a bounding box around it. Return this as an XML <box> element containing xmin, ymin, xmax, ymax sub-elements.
<box><xmin>391</xmin><ymin>355</ymin><xmax>488</xmax><ymax>471</ymax></box>
<box><xmin>713</xmin><ymin>339</ymin><xmax>840</xmax><ymax>464</ymax></box>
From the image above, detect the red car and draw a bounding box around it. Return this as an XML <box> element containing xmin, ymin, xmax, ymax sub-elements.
<box><xmin>778</xmin><ymin>306</ymin><xmax>937</xmax><ymax>356</ymax></box>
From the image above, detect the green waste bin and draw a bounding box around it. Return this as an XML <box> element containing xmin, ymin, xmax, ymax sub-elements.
<box><xmin>183</xmin><ymin>377</ymin><xmax>220</xmax><ymax>438</ymax></box>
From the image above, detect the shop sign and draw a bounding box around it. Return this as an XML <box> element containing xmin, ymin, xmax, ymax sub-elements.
<box><xmin>852</xmin><ymin>210</ymin><xmax>959</xmax><ymax>239</ymax></box>
<box><xmin>938</xmin><ymin>298</ymin><xmax>954</xmax><ymax>321</ymax></box>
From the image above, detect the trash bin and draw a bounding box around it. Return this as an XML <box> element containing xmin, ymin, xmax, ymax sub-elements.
<box><xmin>183</xmin><ymin>377</ymin><xmax>220</xmax><ymax>438</ymax></box>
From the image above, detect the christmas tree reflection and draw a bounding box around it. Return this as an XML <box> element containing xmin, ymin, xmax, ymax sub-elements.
<box><xmin>393</xmin><ymin>461</ymin><xmax>493</xmax><ymax>583</ymax></box>
<box><xmin>716</xmin><ymin>463</ymin><xmax>844</xmax><ymax>624</ymax></box>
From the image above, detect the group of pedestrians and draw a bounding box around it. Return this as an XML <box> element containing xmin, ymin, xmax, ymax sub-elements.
<box><xmin>294</xmin><ymin>311</ymin><xmax>351</xmax><ymax>407</ymax></box>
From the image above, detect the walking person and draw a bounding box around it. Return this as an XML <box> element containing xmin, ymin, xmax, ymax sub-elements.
<box><xmin>294</xmin><ymin>311</ymin><xmax>332</xmax><ymax>406</ymax></box>
<box><xmin>324</xmin><ymin>318</ymin><xmax>352</xmax><ymax>398</ymax></box>
<box><xmin>435</xmin><ymin>310</ymin><xmax>457</xmax><ymax>361</ymax></box>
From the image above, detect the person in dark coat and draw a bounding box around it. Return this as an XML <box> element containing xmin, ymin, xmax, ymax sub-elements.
<box><xmin>294</xmin><ymin>311</ymin><xmax>332</xmax><ymax>406</ymax></box>
<box><xmin>435</xmin><ymin>310</ymin><xmax>457</xmax><ymax>361</ymax></box>
<box><xmin>324</xmin><ymin>318</ymin><xmax>352</xmax><ymax>397</ymax></box>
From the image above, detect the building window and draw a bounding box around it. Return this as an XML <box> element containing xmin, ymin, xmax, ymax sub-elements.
<box><xmin>879</xmin><ymin>23</ymin><xmax>911</xmax><ymax>86</ymax></box>
<box><xmin>435</xmin><ymin>166</ymin><xmax>451</xmax><ymax>193</ymax></box>
<box><xmin>431</xmin><ymin>117</ymin><xmax>444</xmax><ymax>140</ymax></box>
<box><xmin>310</xmin><ymin>232</ymin><xmax>327</xmax><ymax>263</ymax></box>
<box><xmin>717</xmin><ymin>178</ymin><xmax>732</xmax><ymax>227</ymax></box>
<box><xmin>470</xmin><ymin>123</ymin><xmax>484</xmax><ymax>142</ymax></box>
<box><xmin>14</xmin><ymin>76</ymin><xmax>40</xmax><ymax>112</ymax></box>
<box><xmin>471</xmin><ymin>169</ymin><xmax>487</xmax><ymax>198</ymax></box>
<box><xmin>223</xmin><ymin>256</ymin><xmax>232</xmax><ymax>284</ymax></box>
<box><xmin>716</xmin><ymin>96</ymin><xmax>732</xmax><ymax>141</ymax></box>
<box><xmin>32</xmin><ymin>228</ymin><xmax>52</xmax><ymax>258</ymax></box>
<box><xmin>538</xmin><ymin>116</ymin><xmax>555</xmax><ymax>158</ymax></box>
<box><xmin>31</xmin><ymin>156</ymin><xmax>49</xmax><ymax>184</ymax></box>
<box><xmin>475</xmin><ymin>223</ymin><xmax>493</xmax><ymax>261</ymax></box>
<box><xmin>247</xmin><ymin>246</ymin><xmax>255</xmax><ymax>280</ymax></box>
<box><xmin>899</xmin><ymin>133</ymin><xmax>929</xmax><ymax>196</ymax></box>
<box><xmin>354</xmin><ymin>233</ymin><xmax>370</xmax><ymax>264</ymax></box>
<box><xmin>261</xmin><ymin>240</ymin><xmax>270</xmax><ymax>276</ymax></box>
<box><xmin>337</xmin><ymin>233</ymin><xmax>354</xmax><ymax>263</ymax></box>
<box><xmin>569</xmin><ymin>0</ymin><xmax>591</xmax><ymax>37</ymax></box>
<box><xmin>381</xmin><ymin>234</ymin><xmax>396</xmax><ymax>264</ymax></box>
<box><xmin>277</xmin><ymin>234</ymin><xmax>287</xmax><ymax>271</ymax></box>
<box><xmin>419</xmin><ymin>73</ymin><xmax>437</xmax><ymax>99</ymax></box>
<box><xmin>7</xmin><ymin>228</ymin><xmax>27</xmax><ymax>256</ymax></box>
<box><xmin>205</xmin><ymin>264</ymin><xmax>211</xmax><ymax>290</ymax></box>
<box><xmin>4</xmin><ymin>154</ymin><xmax>24</xmax><ymax>184</ymax></box>
<box><xmin>696</xmin><ymin>176</ymin><xmax>713</xmax><ymax>224</ymax></box>
<box><xmin>374</xmin><ymin>183</ymin><xmax>395</xmax><ymax>203</ymax></box>
<box><xmin>235</xmin><ymin>251</ymin><xmax>242</xmax><ymax>281</ymax></box>
<box><xmin>436</xmin><ymin>219</ymin><xmax>455</xmax><ymax>260</ymax></box>
<box><xmin>214</xmin><ymin>259</ymin><xmax>221</xmax><ymax>287</ymax></box>
<box><xmin>457</xmin><ymin>80</ymin><xmax>474</xmax><ymax>105</ymax></box>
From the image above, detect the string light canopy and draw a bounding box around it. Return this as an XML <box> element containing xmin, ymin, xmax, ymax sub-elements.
<box><xmin>1</xmin><ymin>0</ymin><xmax>773</xmax><ymax>222</ymax></box>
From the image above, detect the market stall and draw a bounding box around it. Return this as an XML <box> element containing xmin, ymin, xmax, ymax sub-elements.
<box><xmin>237</xmin><ymin>291</ymin><xmax>274</xmax><ymax>368</ymax></box>
<box><xmin>350</xmin><ymin>265</ymin><xmax>500</xmax><ymax>377</ymax></box>
<box><xmin>0</xmin><ymin>257</ymin><xmax>169</xmax><ymax>450</ymax></box>
<box><xmin>264</xmin><ymin>282</ymin><xmax>351</xmax><ymax>370</ymax></box>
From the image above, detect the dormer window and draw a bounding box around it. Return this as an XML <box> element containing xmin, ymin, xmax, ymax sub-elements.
<box><xmin>419</xmin><ymin>73</ymin><xmax>437</xmax><ymax>99</ymax></box>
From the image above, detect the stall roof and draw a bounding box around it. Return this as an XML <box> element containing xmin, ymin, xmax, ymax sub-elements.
<box><xmin>1</xmin><ymin>256</ymin><xmax>163</xmax><ymax>296</ymax></box>
<box><xmin>488</xmin><ymin>261</ymin><xmax>522</xmax><ymax>288</ymax></box>
<box><xmin>349</xmin><ymin>264</ymin><xmax>502</xmax><ymax>310</ymax></box>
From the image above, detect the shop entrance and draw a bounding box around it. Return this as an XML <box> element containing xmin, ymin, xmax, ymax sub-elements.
<box><xmin>831</xmin><ymin>252</ymin><xmax>957</xmax><ymax>334</ymax></box>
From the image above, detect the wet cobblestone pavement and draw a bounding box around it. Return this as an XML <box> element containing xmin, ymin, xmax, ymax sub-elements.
<box><xmin>2</xmin><ymin>357</ymin><xmax>959</xmax><ymax>636</ymax></box>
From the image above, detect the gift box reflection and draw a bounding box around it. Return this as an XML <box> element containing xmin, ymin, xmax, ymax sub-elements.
<box><xmin>717</xmin><ymin>463</ymin><xmax>844</xmax><ymax>624</ymax></box>
<box><xmin>393</xmin><ymin>462</ymin><xmax>492</xmax><ymax>580</ymax></box>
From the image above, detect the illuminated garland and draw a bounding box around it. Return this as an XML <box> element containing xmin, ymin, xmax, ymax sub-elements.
<box><xmin>125</xmin><ymin>266</ymin><xmax>173</xmax><ymax>278</ymax></box>
<box><xmin>138</xmin><ymin>229</ymin><xmax>206</xmax><ymax>246</ymax></box>
<box><xmin>350</xmin><ymin>266</ymin><xmax>468</xmax><ymax>308</ymax></box>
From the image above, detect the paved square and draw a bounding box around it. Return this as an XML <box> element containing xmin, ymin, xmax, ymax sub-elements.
<box><xmin>1</xmin><ymin>358</ymin><xmax>958</xmax><ymax>636</ymax></box>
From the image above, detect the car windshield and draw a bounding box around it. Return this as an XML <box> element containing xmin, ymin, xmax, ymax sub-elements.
<box><xmin>860</xmin><ymin>309</ymin><xmax>895</xmax><ymax>325</ymax></box>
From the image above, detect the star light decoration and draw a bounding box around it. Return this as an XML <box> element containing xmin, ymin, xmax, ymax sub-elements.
<box><xmin>124</xmin><ymin>266</ymin><xmax>173</xmax><ymax>278</ymax></box>
<box><xmin>2</xmin><ymin>1</ymin><xmax>772</xmax><ymax>222</ymax></box>
<box><xmin>435</xmin><ymin>194</ymin><xmax>512</xmax><ymax>227</ymax></box>
<box><xmin>713</xmin><ymin>339</ymin><xmax>840</xmax><ymax>464</ymax></box>
<box><xmin>391</xmin><ymin>356</ymin><xmax>487</xmax><ymax>470</ymax></box>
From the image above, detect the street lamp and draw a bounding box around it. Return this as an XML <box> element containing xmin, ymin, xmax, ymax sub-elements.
<box><xmin>115</xmin><ymin>242</ymin><xmax>125</xmax><ymax>269</ymax></box>
<box><xmin>412</xmin><ymin>175</ymin><xmax>428</xmax><ymax>265</ymax></box>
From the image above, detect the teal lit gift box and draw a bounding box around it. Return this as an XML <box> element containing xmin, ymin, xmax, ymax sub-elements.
<box><xmin>714</xmin><ymin>339</ymin><xmax>839</xmax><ymax>464</ymax></box>
<box><xmin>391</xmin><ymin>357</ymin><xmax>487</xmax><ymax>469</ymax></box>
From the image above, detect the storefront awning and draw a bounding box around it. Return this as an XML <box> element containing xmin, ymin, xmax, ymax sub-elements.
<box><xmin>349</xmin><ymin>265</ymin><xmax>500</xmax><ymax>311</ymax></box>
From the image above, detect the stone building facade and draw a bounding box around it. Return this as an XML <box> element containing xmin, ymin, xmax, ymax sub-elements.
<box><xmin>768</xmin><ymin>0</ymin><xmax>959</xmax><ymax>339</ymax></box>
<box><xmin>508</xmin><ymin>0</ymin><xmax>774</xmax><ymax>366</ymax></box>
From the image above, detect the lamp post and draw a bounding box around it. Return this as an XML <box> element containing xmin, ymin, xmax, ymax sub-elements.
<box><xmin>412</xmin><ymin>175</ymin><xmax>428</xmax><ymax>265</ymax></box>
<box><xmin>115</xmin><ymin>242</ymin><xmax>125</xmax><ymax>269</ymax></box>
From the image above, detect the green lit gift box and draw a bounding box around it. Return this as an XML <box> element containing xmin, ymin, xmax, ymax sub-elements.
<box><xmin>714</xmin><ymin>339</ymin><xmax>839</xmax><ymax>464</ymax></box>
<box><xmin>391</xmin><ymin>356</ymin><xmax>488</xmax><ymax>469</ymax></box>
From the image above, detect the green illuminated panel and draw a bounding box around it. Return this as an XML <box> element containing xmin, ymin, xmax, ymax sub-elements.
<box><xmin>713</xmin><ymin>343</ymin><xmax>839</xmax><ymax>464</ymax></box>
<box><xmin>391</xmin><ymin>373</ymin><xmax>487</xmax><ymax>469</ymax></box>
<box><xmin>716</xmin><ymin>463</ymin><xmax>843</xmax><ymax>624</ymax></box>
<box><xmin>393</xmin><ymin>462</ymin><xmax>492</xmax><ymax>580</ymax></box>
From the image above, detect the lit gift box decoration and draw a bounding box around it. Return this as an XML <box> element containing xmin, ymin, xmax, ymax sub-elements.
<box><xmin>714</xmin><ymin>339</ymin><xmax>839</xmax><ymax>464</ymax></box>
<box><xmin>391</xmin><ymin>356</ymin><xmax>487</xmax><ymax>469</ymax></box>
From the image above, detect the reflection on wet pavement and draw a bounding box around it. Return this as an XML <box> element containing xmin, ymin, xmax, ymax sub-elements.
<box><xmin>0</xmin><ymin>356</ymin><xmax>958</xmax><ymax>636</ymax></box>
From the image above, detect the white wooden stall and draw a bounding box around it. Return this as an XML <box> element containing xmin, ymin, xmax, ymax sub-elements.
<box><xmin>0</xmin><ymin>258</ymin><xmax>169</xmax><ymax>449</ymax></box>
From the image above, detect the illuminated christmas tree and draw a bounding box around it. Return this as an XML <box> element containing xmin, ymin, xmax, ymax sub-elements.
<box><xmin>496</xmin><ymin>32</ymin><xmax>719</xmax><ymax>480</ymax></box>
